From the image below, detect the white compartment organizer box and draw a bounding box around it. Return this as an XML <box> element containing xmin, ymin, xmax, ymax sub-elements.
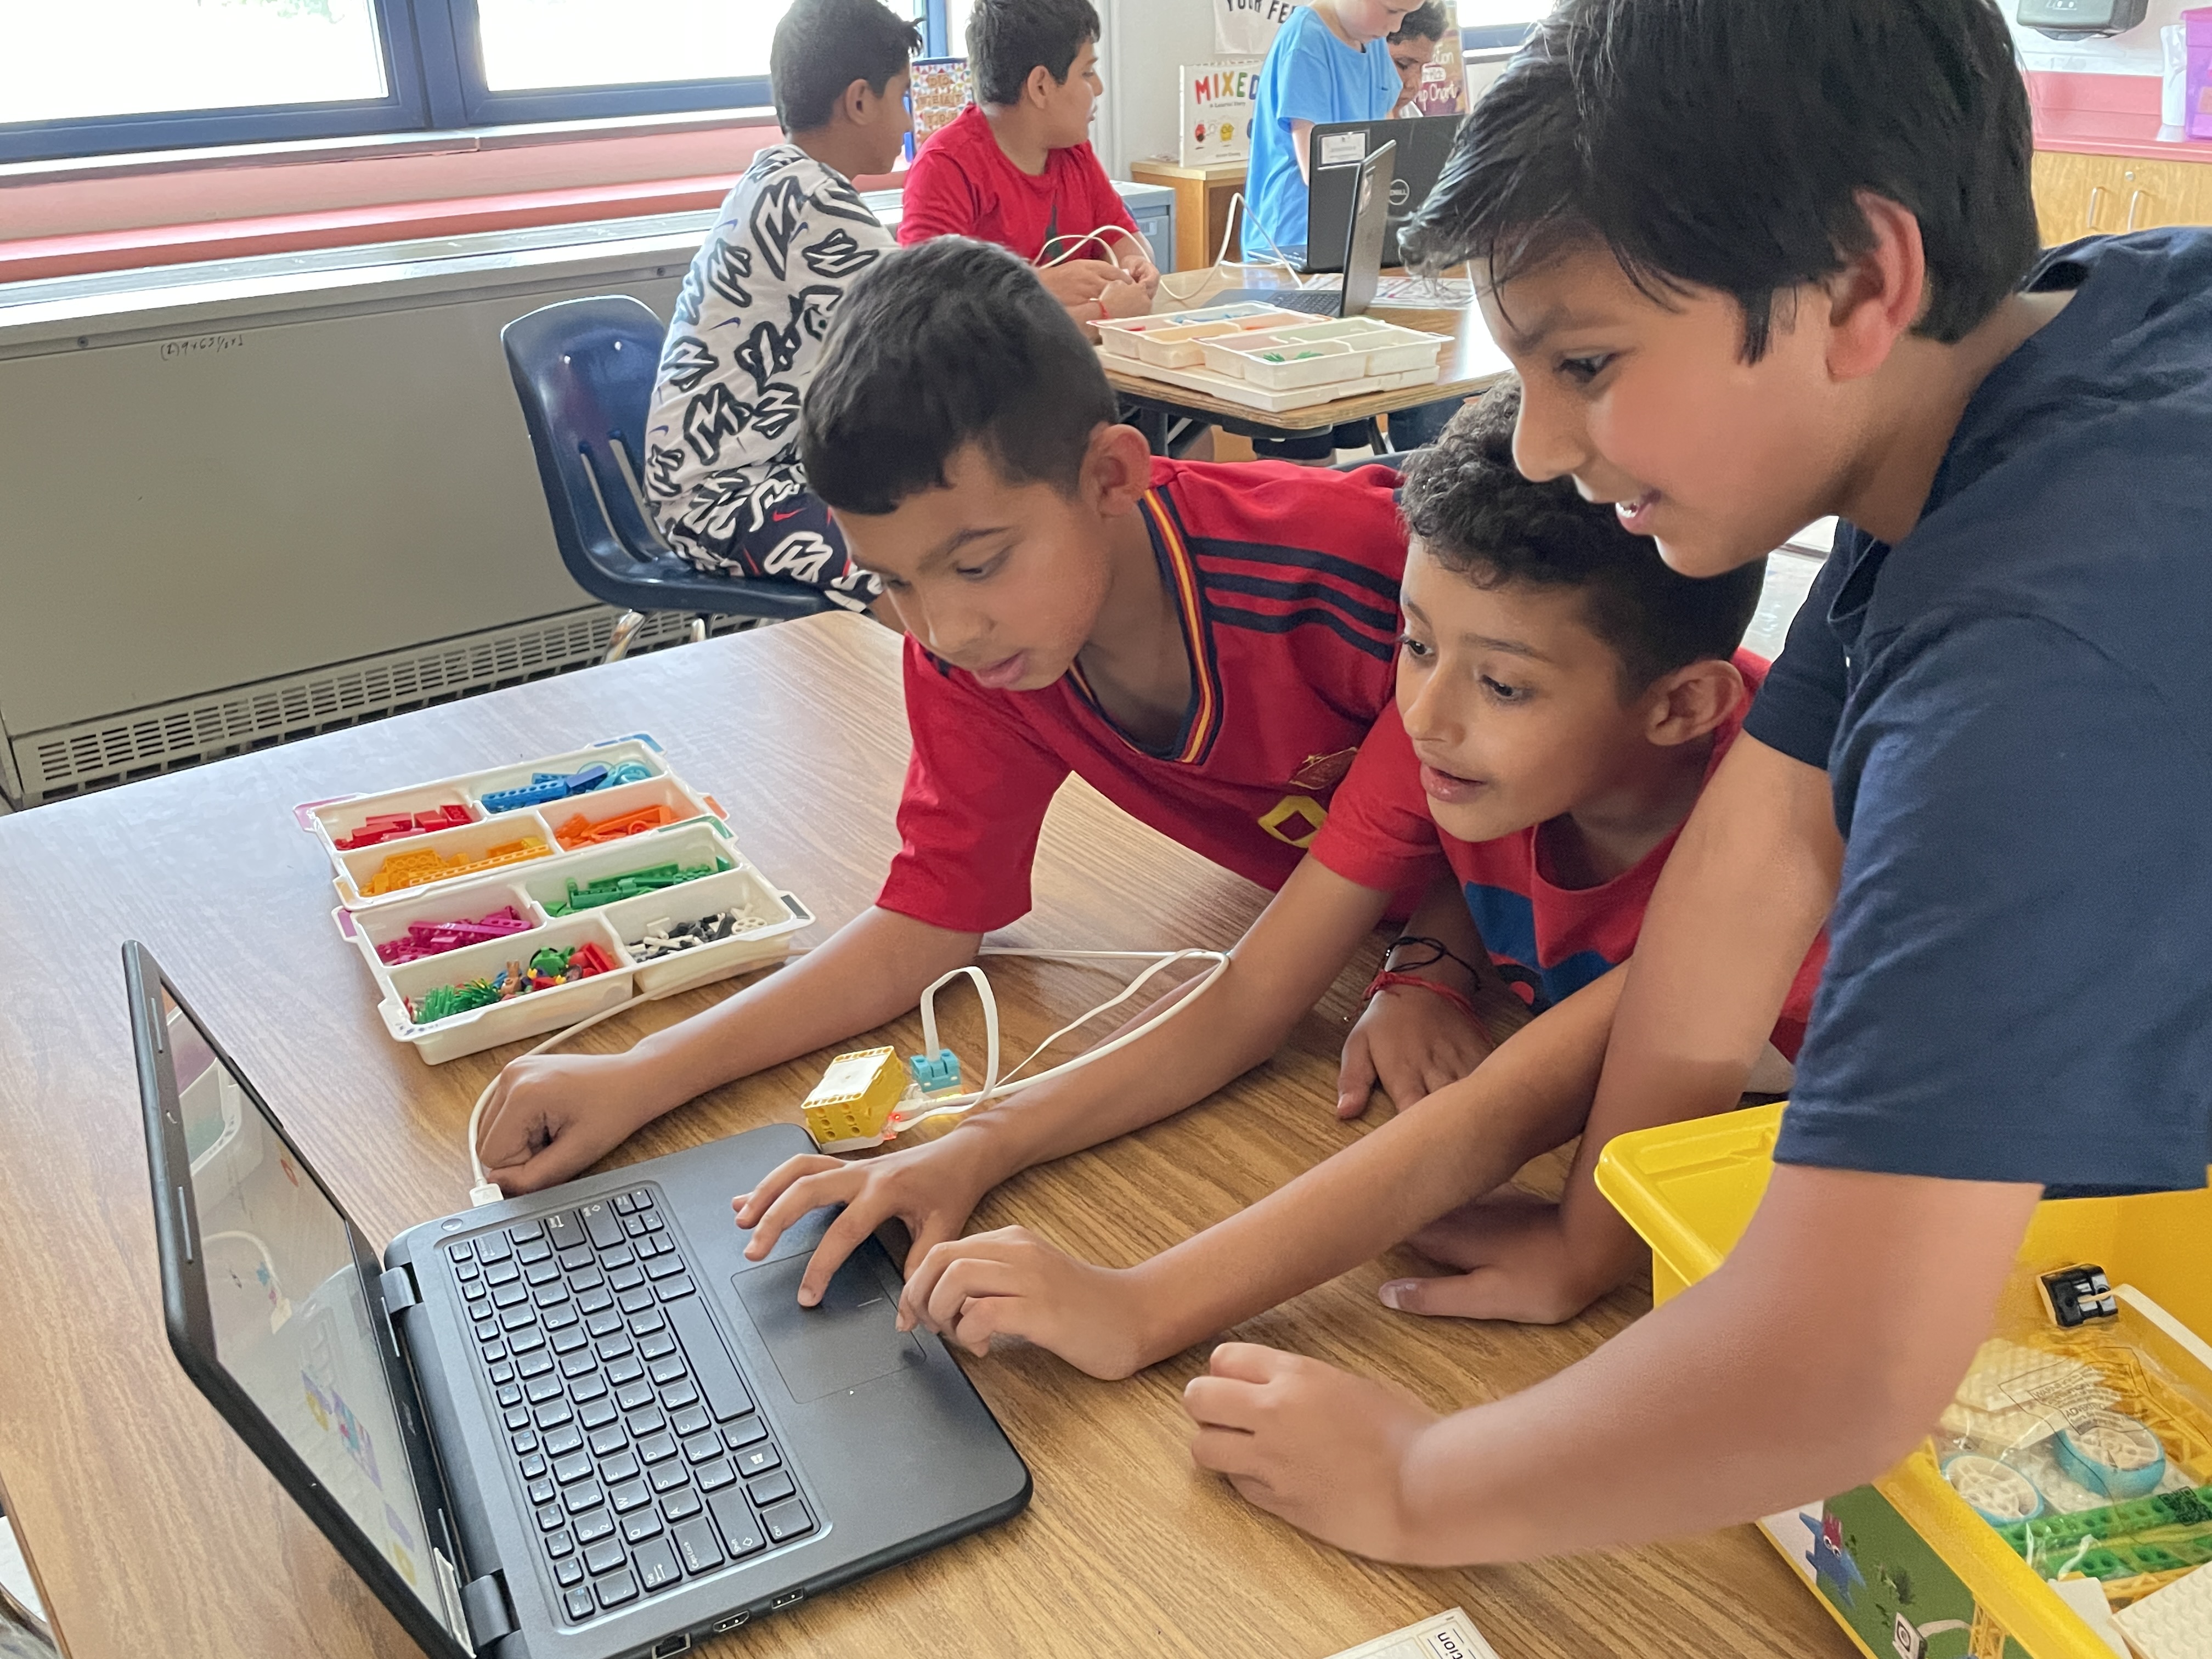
<box><xmin>1098</xmin><ymin>302</ymin><xmax>1450</xmax><ymax>415</ymax></box>
<box><xmin>300</xmin><ymin>734</ymin><xmax>811</xmax><ymax>1063</ymax></box>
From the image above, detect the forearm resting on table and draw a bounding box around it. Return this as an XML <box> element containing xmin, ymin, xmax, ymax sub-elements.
<box><xmin>952</xmin><ymin>859</ymin><xmax>1388</xmax><ymax>1186</ymax></box>
<box><xmin>624</xmin><ymin>906</ymin><xmax>980</xmax><ymax>1116</ymax></box>
<box><xmin>1388</xmin><ymin>1165</ymin><xmax>2042</xmax><ymax>1565</ymax></box>
<box><xmin>1125</xmin><ymin>968</ymin><xmax>1624</xmax><ymax>1365</ymax></box>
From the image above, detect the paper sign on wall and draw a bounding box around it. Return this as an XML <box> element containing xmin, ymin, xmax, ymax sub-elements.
<box><xmin>1180</xmin><ymin>59</ymin><xmax>1260</xmax><ymax>165</ymax></box>
<box><xmin>1406</xmin><ymin>0</ymin><xmax>1471</xmax><ymax>116</ymax></box>
<box><xmin>1216</xmin><ymin>0</ymin><xmax>1304</xmax><ymax>59</ymax></box>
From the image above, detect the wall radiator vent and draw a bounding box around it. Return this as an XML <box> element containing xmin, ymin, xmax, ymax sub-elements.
<box><xmin>13</xmin><ymin>606</ymin><xmax>714</xmax><ymax>804</ymax></box>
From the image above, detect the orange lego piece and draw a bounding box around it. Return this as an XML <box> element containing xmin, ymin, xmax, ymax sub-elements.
<box><xmin>360</xmin><ymin>836</ymin><xmax>551</xmax><ymax>895</ymax></box>
<box><xmin>552</xmin><ymin>804</ymin><xmax>679</xmax><ymax>850</ymax></box>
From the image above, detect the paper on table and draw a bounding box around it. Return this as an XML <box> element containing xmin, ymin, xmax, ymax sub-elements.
<box><xmin>1325</xmin><ymin>1607</ymin><xmax>1502</xmax><ymax>1659</ymax></box>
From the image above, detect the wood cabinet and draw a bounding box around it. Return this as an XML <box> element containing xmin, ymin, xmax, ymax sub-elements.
<box><xmin>1127</xmin><ymin>159</ymin><xmax>1246</xmax><ymax>271</ymax></box>
<box><xmin>2032</xmin><ymin>149</ymin><xmax>2212</xmax><ymax>244</ymax></box>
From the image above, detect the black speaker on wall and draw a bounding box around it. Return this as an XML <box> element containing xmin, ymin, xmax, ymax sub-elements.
<box><xmin>2016</xmin><ymin>0</ymin><xmax>2152</xmax><ymax>42</ymax></box>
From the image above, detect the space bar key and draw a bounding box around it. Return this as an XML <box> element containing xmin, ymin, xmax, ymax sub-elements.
<box><xmin>664</xmin><ymin>1295</ymin><xmax>754</xmax><ymax>1422</ymax></box>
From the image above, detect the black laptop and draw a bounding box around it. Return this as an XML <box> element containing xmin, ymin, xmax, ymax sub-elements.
<box><xmin>1217</xmin><ymin>139</ymin><xmax>1396</xmax><ymax>320</ymax></box>
<box><xmin>1300</xmin><ymin>115</ymin><xmax>1459</xmax><ymax>272</ymax></box>
<box><xmin>128</xmin><ymin>941</ymin><xmax>1029</xmax><ymax>1658</ymax></box>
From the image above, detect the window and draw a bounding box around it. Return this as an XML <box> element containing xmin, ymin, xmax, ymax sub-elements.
<box><xmin>0</xmin><ymin>0</ymin><xmax>940</xmax><ymax>165</ymax></box>
<box><xmin>1455</xmin><ymin>1</ymin><xmax>1545</xmax><ymax>51</ymax></box>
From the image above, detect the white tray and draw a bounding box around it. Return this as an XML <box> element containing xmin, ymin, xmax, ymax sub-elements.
<box><xmin>1095</xmin><ymin>301</ymin><xmax>1310</xmax><ymax>361</ymax></box>
<box><xmin>1102</xmin><ymin>347</ymin><xmax>1440</xmax><ymax>413</ymax></box>
<box><xmin>302</xmin><ymin>735</ymin><xmax>811</xmax><ymax>1062</ymax></box>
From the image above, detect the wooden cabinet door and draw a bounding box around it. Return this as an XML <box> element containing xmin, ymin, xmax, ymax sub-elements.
<box><xmin>2033</xmin><ymin>151</ymin><xmax>2132</xmax><ymax>242</ymax></box>
<box><xmin>2034</xmin><ymin>150</ymin><xmax>2212</xmax><ymax>242</ymax></box>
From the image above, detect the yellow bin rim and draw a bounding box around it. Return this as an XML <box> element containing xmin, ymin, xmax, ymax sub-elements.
<box><xmin>1594</xmin><ymin>1103</ymin><xmax>2212</xmax><ymax>1659</ymax></box>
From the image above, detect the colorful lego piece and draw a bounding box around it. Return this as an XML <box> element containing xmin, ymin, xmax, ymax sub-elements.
<box><xmin>908</xmin><ymin>1048</ymin><xmax>961</xmax><ymax>1093</ymax></box>
<box><xmin>552</xmin><ymin>803</ymin><xmax>680</xmax><ymax>850</ymax></box>
<box><xmin>360</xmin><ymin>837</ymin><xmax>551</xmax><ymax>895</ymax></box>
<box><xmin>373</xmin><ymin>905</ymin><xmax>534</xmax><ymax>965</ymax></box>
<box><xmin>478</xmin><ymin>759</ymin><xmax>649</xmax><ymax>814</ymax></box>
<box><xmin>405</xmin><ymin>939</ymin><xmax>618</xmax><ymax>1023</ymax></box>
<box><xmin>543</xmin><ymin>859</ymin><xmax>730</xmax><ymax>915</ymax></box>
<box><xmin>334</xmin><ymin>803</ymin><xmax>474</xmax><ymax>848</ymax></box>
<box><xmin>2115</xmin><ymin>1561</ymin><xmax>2212</xmax><ymax>1659</ymax></box>
<box><xmin>628</xmin><ymin>906</ymin><xmax>778</xmax><ymax>960</ymax></box>
<box><xmin>800</xmin><ymin>1047</ymin><xmax>908</xmax><ymax>1146</ymax></box>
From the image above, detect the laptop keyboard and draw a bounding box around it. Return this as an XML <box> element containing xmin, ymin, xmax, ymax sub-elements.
<box><xmin>445</xmin><ymin>1186</ymin><xmax>816</xmax><ymax>1624</ymax></box>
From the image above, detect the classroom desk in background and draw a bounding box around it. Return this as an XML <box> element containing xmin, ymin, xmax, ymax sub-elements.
<box><xmin>0</xmin><ymin>614</ymin><xmax>1850</xmax><ymax>1659</ymax></box>
<box><xmin>1107</xmin><ymin>264</ymin><xmax>1512</xmax><ymax>454</ymax></box>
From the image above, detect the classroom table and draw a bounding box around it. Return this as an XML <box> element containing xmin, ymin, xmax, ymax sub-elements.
<box><xmin>0</xmin><ymin>613</ymin><xmax>1850</xmax><ymax>1659</ymax></box>
<box><xmin>1105</xmin><ymin>265</ymin><xmax>1512</xmax><ymax>453</ymax></box>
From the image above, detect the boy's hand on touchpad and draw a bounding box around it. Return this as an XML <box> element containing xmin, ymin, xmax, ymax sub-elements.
<box><xmin>896</xmin><ymin>1226</ymin><xmax>1150</xmax><ymax>1381</ymax></box>
<box><xmin>732</xmin><ymin>1132</ymin><xmax>998</xmax><ymax>1309</ymax></box>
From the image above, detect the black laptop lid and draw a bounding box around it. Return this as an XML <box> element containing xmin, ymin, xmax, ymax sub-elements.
<box><xmin>1305</xmin><ymin>116</ymin><xmax>1457</xmax><ymax>269</ymax></box>
<box><xmin>1339</xmin><ymin>139</ymin><xmax>1396</xmax><ymax>318</ymax></box>
<box><xmin>128</xmin><ymin>942</ymin><xmax>476</xmax><ymax>1659</ymax></box>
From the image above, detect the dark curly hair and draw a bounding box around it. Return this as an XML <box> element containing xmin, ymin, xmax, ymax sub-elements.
<box><xmin>1390</xmin><ymin>3</ymin><xmax>1449</xmax><ymax>44</ymax></box>
<box><xmin>1399</xmin><ymin>383</ymin><xmax>1765</xmax><ymax>696</ymax></box>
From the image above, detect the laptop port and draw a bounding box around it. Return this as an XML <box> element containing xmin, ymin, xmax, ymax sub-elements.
<box><xmin>770</xmin><ymin>1591</ymin><xmax>806</xmax><ymax>1610</ymax></box>
<box><xmin>710</xmin><ymin>1615</ymin><xmax>749</xmax><ymax>1633</ymax></box>
<box><xmin>650</xmin><ymin>1639</ymin><xmax>691</xmax><ymax>1658</ymax></box>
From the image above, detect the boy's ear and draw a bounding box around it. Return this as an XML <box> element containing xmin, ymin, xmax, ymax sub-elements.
<box><xmin>1084</xmin><ymin>422</ymin><xmax>1155</xmax><ymax>516</ymax></box>
<box><xmin>1823</xmin><ymin>191</ymin><xmax>1928</xmax><ymax>385</ymax></box>
<box><xmin>1642</xmin><ymin>656</ymin><xmax>1746</xmax><ymax>748</ymax></box>
<box><xmin>836</xmin><ymin>76</ymin><xmax>873</xmax><ymax>125</ymax></box>
<box><xmin>1023</xmin><ymin>63</ymin><xmax>1057</xmax><ymax>108</ymax></box>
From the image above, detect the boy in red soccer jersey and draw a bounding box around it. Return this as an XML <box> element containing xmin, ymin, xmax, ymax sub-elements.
<box><xmin>475</xmin><ymin>238</ymin><xmax>1406</xmax><ymax>1194</ymax></box>
<box><xmin>896</xmin><ymin>0</ymin><xmax>1157</xmax><ymax>326</ymax></box>
<box><xmin>734</xmin><ymin>384</ymin><xmax>1827</xmax><ymax>1330</ymax></box>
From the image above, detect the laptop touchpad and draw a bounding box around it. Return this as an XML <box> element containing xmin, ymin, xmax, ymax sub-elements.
<box><xmin>733</xmin><ymin>1251</ymin><xmax>923</xmax><ymax>1403</ymax></box>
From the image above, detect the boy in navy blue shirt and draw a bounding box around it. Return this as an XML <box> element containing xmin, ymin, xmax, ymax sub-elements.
<box><xmin>1158</xmin><ymin>0</ymin><xmax>2212</xmax><ymax>1566</ymax></box>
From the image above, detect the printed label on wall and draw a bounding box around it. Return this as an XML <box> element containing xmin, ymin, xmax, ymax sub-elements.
<box><xmin>1216</xmin><ymin>0</ymin><xmax>1304</xmax><ymax>59</ymax></box>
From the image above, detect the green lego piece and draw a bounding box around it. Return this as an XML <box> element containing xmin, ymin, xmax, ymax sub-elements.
<box><xmin>529</xmin><ymin>945</ymin><xmax>572</xmax><ymax>978</ymax></box>
<box><xmin>544</xmin><ymin>857</ymin><xmax>733</xmax><ymax>915</ymax></box>
<box><xmin>1998</xmin><ymin>1484</ymin><xmax>2212</xmax><ymax>1556</ymax></box>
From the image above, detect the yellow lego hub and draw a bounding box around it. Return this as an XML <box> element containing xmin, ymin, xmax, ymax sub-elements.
<box><xmin>801</xmin><ymin>1046</ymin><xmax>907</xmax><ymax>1146</ymax></box>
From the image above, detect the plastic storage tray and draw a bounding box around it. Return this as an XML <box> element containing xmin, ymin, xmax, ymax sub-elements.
<box><xmin>1596</xmin><ymin>1104</ymin><xmax>2212</xmax><ymax>1659</ymax></box>
<box><xmin>1195</xmin><ymin>334</ymin><xmax>1368</xmax><ymax>391</ymax></box>
<box><xmin>303</xmin><ymin>735</ymin><xmax>812</xmax><ymax>1063</ymax></box>
<box><xmin>1094</xmin><ymin>302</ymin><xmax>1306</xmax><ymax>361</ymax></box>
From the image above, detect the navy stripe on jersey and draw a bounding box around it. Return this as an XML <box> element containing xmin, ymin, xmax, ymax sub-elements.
<box><xmin>1198</xmin><ymin>570</ymin><xmax>1400</xmax><ymax>636</ymax></box>
<box><xmin>1190</xmin><ymin>538</ymin><xmax>1404</xmax><ymax>605</ymax></box>
<box><xmin>1211</xmin><ymin>601</ymin><xmax>1398</xmax><ymax>661</ymax></box>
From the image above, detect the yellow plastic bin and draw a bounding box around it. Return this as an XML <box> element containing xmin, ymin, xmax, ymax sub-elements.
<box><xmin>1595</xmin><ymin>1103</ymin><xmax>2212</xmax><ymax>1659</ymax></box>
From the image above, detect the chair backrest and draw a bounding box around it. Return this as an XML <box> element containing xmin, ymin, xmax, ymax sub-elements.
<box><xmin>500</xmin><ymin>296</ymin><xmax>679</xmax><ymax>596</ymax></box>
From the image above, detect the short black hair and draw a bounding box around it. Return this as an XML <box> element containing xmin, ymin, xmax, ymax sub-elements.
<box><xmin>1403</xmin><ymin>0</ymin><xmax>2038</xmax><ymax>362</ymax></box>
<box><xmin>800</xmin><ymin>238</ymin><xmax>1118</xmax><ymax>516</ymax></box>
<box><xmin>1390</xmin><ymin>3</ymin><xmax>1449</xmax><ymax>45</ymax></box>
<box><xmin>771</xmin><ymin>0</ymin><xmax>922</xmax><ymax>134</ymax></box>
<box><xmin>1400</xmin><ymin>383</ymin><xmax>1764</xmax><ymax>696</ymax></box>
<box><xmin>968</xmin><ymin>0</ymin><xmax>1099</xmax><ymax>106</ymax></box>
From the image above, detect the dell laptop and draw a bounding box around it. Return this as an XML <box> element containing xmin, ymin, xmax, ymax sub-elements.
<box><xmin>1299</xmin><ymin>116</ymin><xmax>1459</xmax><ymax>273</ymax></box>
<box><xmin>1218</xmin><ymin>138</ymin><xmax>1396</xmax><ymax>320</ymax></box>
<box><xmin>128</xmin><ymin>940</ymin><xmax>1029</xmax><ymax>1658</ymax></box>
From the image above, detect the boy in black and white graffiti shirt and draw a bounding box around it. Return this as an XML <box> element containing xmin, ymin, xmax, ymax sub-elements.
<box><xmin>645</xmin><ymin>0</ymin><xmax>917</xmax><ymax>613</ymax></box>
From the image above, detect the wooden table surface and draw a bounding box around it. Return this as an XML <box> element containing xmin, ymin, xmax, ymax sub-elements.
<box><xmin>0</xmin><ymin>613</ymin><xmax>1848</xmax><ymax>1659</ymax></box>
<box><xmin>1103</xmin><ymin>266</ymin><xmax>1511</xmax><ymax>436</ymax></box>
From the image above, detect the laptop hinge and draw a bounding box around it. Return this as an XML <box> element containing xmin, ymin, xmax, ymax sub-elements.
<box><xmin>460</xmin><ymin>1571</ymin><xmax>516</xmax><ymax>1651</ymax></box>
<box><xmin>380</xmin><ymin>1263</ymin><xmax>421</xmax><ymax>1315</ymax></box>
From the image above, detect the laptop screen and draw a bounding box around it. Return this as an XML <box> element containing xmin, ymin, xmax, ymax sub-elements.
<box><xmin>163</xmin><ymin>984</ymin><xmax>449</xmax><ymax>1628</ymax></box>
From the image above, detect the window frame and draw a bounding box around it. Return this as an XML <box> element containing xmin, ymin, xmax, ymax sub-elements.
<box><xmin>0</xmin><ymin>0</ymin><xmax>434</xmax><ymax>164</ymax></box>
<box><xmin>0</xmin><ymin>0</ymin><xmax>947</xmax><ymax>167</ymax></box>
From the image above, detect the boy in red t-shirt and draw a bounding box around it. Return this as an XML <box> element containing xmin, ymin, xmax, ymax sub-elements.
<box><xmin>734</xmin><ymin>385</ymin><xmax>1828</xmax><ymax>1361</ymax></box>
<box><xmin>475</xmin><ymin>237</ymin><xmax>1406</xmax><ymax>1194</ymax></box>
<box><xmin>898</xmin><ymin>0</ymin><xmax>1158</xmax><ymax>326</ymax></box>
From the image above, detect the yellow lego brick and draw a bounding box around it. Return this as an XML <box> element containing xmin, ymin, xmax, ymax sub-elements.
<box><xmin>801</xmin><ymin>1046</ymin><xmax>906</xmax><ymax>1145</ymax></box>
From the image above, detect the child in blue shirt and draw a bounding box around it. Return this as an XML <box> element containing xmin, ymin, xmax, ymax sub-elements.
<box><xmin>1246</xmin><ymin>0</ymin><xmax>1418</xmax><ymax>259</ymax></box>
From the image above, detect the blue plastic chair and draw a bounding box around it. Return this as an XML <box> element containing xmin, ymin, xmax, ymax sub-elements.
<box><xmin>501</xmin><ymin>295</ymin><xmax>833</xmax><ymax>662</ymax></box>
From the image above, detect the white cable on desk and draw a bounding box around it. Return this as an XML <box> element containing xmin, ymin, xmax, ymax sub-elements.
<box><xmin>465</xmin><ymin>943</ymin><xmax>1231</xmax><ymax>1201</ymax></box>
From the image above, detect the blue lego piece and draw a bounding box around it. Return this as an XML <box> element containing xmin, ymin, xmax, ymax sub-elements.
<box><xmin>908</xmin><ymin>1049</ymin><xmax>961</xmax><ymax>1093</ymax></box>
